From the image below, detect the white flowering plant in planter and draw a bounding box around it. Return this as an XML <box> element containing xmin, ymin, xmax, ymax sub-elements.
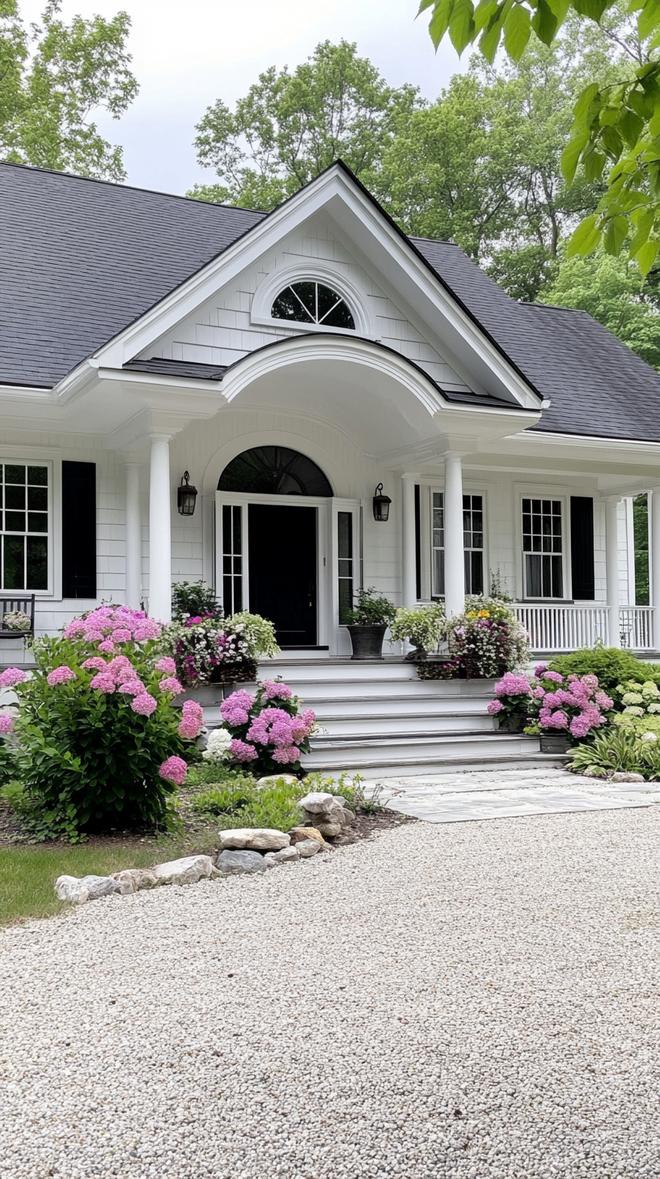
<box><xmin>390</xmin><ymin>603</ymin><xmax>446</xmax><ymax>659</ymax></box>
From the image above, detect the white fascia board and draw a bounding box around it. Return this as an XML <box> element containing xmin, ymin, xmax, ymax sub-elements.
<box><xmin>75</xmin><ymin>165</ymin><xmax>541</xmax><ymax>411</ymax></box>
<box><xmin>507</xmin><ymin>429</ymin><xmax>660</xmax><ymax>459</ymax></box>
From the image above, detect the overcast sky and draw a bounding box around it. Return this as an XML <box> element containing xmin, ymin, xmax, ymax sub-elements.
<box><xmin>22</xmin><ymin>0</ymin><xmax>461</xmax><ymax>195</ymax></box>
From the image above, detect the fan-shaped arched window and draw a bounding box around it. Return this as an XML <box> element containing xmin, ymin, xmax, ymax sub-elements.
<box><xmin>271</xmin><ymin>281</ymin><xmax>355</xmax><ymax>330</ymax></box>
<box><xmin>218</xmin><ymin>446</ymin><xmax>333</xmax><ymax>497</ymax></box>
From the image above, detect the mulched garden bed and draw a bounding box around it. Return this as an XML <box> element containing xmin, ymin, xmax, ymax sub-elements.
<box><xmin>0</xmin><ymin>784</ymin><xmax>411</xmax><ymax>849</ymax></box>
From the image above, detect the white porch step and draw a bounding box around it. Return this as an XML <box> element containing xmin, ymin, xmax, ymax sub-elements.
<box><xmin>310</xmin><ymin>693</ymin><xmax>493</xmax><ymax>719</ymax></box>
<box><xmin>306</xmin><ymin>730</ymin><xmax>556</xmax><ymax>778</ymax></box>
<box><xmin>315</xmin><ymin>712</ymin><xmax>497</xmax><ymax>737</ymax></box>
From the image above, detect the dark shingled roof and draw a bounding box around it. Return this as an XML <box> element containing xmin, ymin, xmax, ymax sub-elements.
<box><xmin>3</xmin><ymin>161</ymin><xmax>660</xmax><ymax>442</ymax></box>
<box><xmin>124</xmin><ymin>357</ymin><xmax>228</xmax><ymax>380</ymax></box>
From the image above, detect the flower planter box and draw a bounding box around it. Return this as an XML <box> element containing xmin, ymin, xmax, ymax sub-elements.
<box><xmin>539</xmin><ymin>733</ymin><xmax>571</xmax><ymax>754</ymax></box>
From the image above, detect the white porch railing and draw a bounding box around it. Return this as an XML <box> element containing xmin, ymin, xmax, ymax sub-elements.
<box><xmin>511</xmin><ymin>604</ymin><xmax>655</xmax><ymax>653</ymax></box>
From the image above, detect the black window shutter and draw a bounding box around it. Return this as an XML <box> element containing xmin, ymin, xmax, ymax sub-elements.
<box><xmin>62</xmin><ymin>461</ymin><xmax>97</xmax><ymax>598</ymax></box>
<box><xmin>414</xmin><ymin>484</ymin><xmax>421</xmax><ymax>600</ymax></box>
<box><xmin>570</xmin><ymin>496</ymin><xmax>595</xmax><ymax>600</ymax></box>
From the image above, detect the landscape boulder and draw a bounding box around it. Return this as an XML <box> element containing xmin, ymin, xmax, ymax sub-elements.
<box><xmin>151</xmin><ymin>855</ymin><xmax>214</xmax><ymax>886</ymax></box>
<box><xmin>289</xmin><ymin>825</ymin><xmax>326</xmax><ymax>847</ymax></box>
<box><xmin>296</xmin><ymin>839</ymin><xmax>322</xmax><ymax>858</ymax></box>
<box><xmin>112</xmin><ymin>868</ymin><xmax>159</xmax><ymax>895</ymax></box>
<box><xmin>257</xmin><ymin>774</ymin><xmax>299</xmax><ymax>788</ymax></box>
<box><xmin>216</xmin><ymin>849</ymin><xmax>268</xmax><ymax>875</ymax></box>
<box><xmin>298</xmin><ymin>792</ymin><xmax>355</xmax><ymax>840</ymax></box>
<box><xmin>298</xmin><ymin>791</ymin><xmax>344</xmax><ymax>815</ymax></box>
<box><xmin>55</xmin><ymin>874</ymin><xmax>119</xmax><ymax>905</ymax></box>
<box><xmin>218</xmin><ymin>827</ymin><xmax>291</xmax><ymax>851</ymax></box>
<box><xmin>263</xmin><ymin>846</ymin><xmax>301</xmax><ymax>867</ymax></box>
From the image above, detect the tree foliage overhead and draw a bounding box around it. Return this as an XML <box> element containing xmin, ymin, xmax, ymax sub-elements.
<box><xmin>418</xmin><ymin>0</ymin><xmax>660</xmax><ymax>272</ymax></box>
<box><xmin>0</xmin><ymin>0</ymin><xmax>138</xmax><ymax>180</ymax></box>
<box><xmin>190</xmin><ymin>39</ymin><xmax>420</xmax><ymax>207</ymax></box>
<box><xmin>540</xmin><ymin>248</ymin><xmax>660</xmax><ymax>366</ymax></box>
<box><xmin>374</xmin><ymin>32</ymin><xmax>606</xmax><ymax>299</ymax></box>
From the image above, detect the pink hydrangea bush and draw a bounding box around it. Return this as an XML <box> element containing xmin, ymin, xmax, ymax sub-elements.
<box><xmin>487</xmin><ymin>672</ymin><xmax>534</xmax><ymax>732</ymax></box>
<box><xmin>218</xmin><ymin>680</ymin><xmax>316</xmax><ymax>776</ymax></box>
<box><xmin>7</xmin><ymin>607</ymin><xmax>202</xmax><ymax>838</ymax></box>
<box><xmin>529</xmin><ymin>667</ymin><xmax>613</xmax><ymax>742</ymax></box>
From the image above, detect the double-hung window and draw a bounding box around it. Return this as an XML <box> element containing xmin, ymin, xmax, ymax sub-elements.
<box><xmin>521</xmin><ymin>497</ymin><xmax>564</xmax><ymax>598</ymax></box>
<box><xmin>431</xmin><ymin>491</ymin><xmax>484</xmax><ymax>597</ymax></box>
<box><xmin>0</xmin><ymin>463</ymin><xmax>49</xmax><ymax>591</ymax></box>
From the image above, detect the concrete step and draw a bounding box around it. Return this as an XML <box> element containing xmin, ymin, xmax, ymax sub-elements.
<box><xmin>315</xmin><ymin>712</ymin><xmax>497</xmax><ymax>737</ymax></box>
<box><xmin>305</xmin><ymin>731</ymin><xmax>540</xmax><ymax>771</ymax></box>
<box><xmin>346</xmin><ymin>753</ymin><xmax>569</xmax><ymax>780</ymax></box>
<box><xmin>309</xmin><ymin>693</ymin><xmax>494</xmax><ymax>719</ymax></box>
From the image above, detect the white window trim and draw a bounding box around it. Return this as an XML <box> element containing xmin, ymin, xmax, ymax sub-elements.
<box><xmin>425</xmin><ymin>485</ymin><xmax>488</xmax><ymax>601</ymax></box>
<box><xmin>515</xmin><ymin>485</ymin><xmax>572</xmax><ymax>602</ymax></box>
<box><xmin>0</xmin><ymin>457</ymin><xmax>57</xmax><ymax>598</ymax></box>
<box><xmin>251</xmin><ymin>262</ymin><xmax>373</xmax><ymax>336</ymax></box>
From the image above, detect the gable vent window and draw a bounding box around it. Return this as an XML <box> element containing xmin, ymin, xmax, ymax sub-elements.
<box><xmin>271</xmin><ymin>281</ymin><xmax>355</xmax><ymax>330</ymax></box>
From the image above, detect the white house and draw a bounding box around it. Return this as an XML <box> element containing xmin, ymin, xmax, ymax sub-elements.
<box><xmin>2</xmin><ymin>159</ymin><xmax>660</xmax><ymax>664</ymax></box>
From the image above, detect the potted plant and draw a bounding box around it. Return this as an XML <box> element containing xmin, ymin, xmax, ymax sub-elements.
<box><xmin>345</xmin><ymin>587</ymin><xmax>396</xmax><ymax>660</ymax></box>
<box><xmin>487</xmin><ymin>672</ymin><xmax>533</xmax><ymax>733</ymax></box>
<box><xmin>390</xmin><ymin>603</ymin><xmax>446</xmax><ymax>661</ymax></box>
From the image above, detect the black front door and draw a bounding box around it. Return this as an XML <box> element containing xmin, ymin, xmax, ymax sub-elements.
<box><xmin>248</xmin><ymin>504</ymin><xmax>317</xmax><ymax>646</ymax></box>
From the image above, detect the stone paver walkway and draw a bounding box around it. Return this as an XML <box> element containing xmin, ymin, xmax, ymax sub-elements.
<box><xmin>375</xmin><ymin>766</ymin><xmax>660</xmax><ymax>823</ymax></box>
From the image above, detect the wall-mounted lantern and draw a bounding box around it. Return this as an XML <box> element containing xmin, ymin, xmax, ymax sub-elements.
<box><xmin>177</xmin><ymin>471</ymin><xmax>198</xmax><ymax>516</ymax></box>
<box><xmin>372</xmin><ymin>483</ymin><xmax>391</xmax><ymax>523</ymax></box>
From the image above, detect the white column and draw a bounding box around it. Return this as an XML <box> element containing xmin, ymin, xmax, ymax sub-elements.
<box><xmin>650</xmin><ymin>489</ymin><xmax>660</xmax><ymax>650</ymax></box>
<box><xmin>605</xmin><ymin>496</ymin><xmax>621</xmax><ymax>648</ymax></box>
<box><xmin>401</xmin><ymin>474</ymin><xmax>417</xmax><ymax>607</ymax></box>
<box><xmin>148</xmin><ymin>435</ymin><xmax>172</xmax><ymax>623</ymax></box>
<box><xmin>444</xmin><ymin>453</ymin><xmax>465</xmax><ymax>618</ymax></box>
<box><xmin>125</xmin><ymin>463</ymin><xmax>142</xmax><ymax>609</ymax></box>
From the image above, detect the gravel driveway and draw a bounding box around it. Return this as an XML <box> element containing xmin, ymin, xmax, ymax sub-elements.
<box><xmin>1</xmin><ymin>809</ymin><xmax>659</xmax><ymax>1179</ymax></box>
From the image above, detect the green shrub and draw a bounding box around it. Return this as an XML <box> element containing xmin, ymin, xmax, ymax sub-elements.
<box><xmin>0</xmin><ymin>739</ymin><xmax>17</xmax><ymax>787</ymax></box>
<box><xmin>569</xmin><ymin>728</ymin><xmax>644</xmax><ymax>777</ymax></box>
<box><xmin>190</xmin><ymin>769</ymin><xmax>305</xmax><ymax>831</ymax></box>
<box><xmin>549</xmin><ymin>648</ymin><xmax>660</xmax><ymax>697</ymax></box>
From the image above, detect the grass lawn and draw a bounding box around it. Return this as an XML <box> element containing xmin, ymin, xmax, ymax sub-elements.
<box><xmin>0</xmin><ymin>832</ymin><xmax>218</xmax><ymax>927</ymax></box>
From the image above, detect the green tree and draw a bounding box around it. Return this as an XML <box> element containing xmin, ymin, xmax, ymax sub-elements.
<box><xmin>540</xmin><ymin>248</ymin><xmax>660</xmax><ymax>367</ymax></box>
<box><xmin>190</xmin><ymin>40</ymin><xmax>420</xmax><ymax>208</ymax></box>
<box><xmin>377</xmin><ymin>36</ymin><xmax>603</xmax><ymax>298</ymax></box>
<box><xmin>418</xmin><ymin>0</ymin><xmax>660</xmax><ymax>271</ymax></box>
<box><xmin>0</xmin><ymin>0</ymin><xmax>137</xmax><ymax>180</ymax></box>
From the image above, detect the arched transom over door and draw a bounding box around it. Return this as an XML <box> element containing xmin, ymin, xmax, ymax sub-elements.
<box><xmin>217</xmin><ymin>445</ymin><xmax>333</xmax><ymax>497</ymax></box>
<box><xmin>216</xmin><ymin>447</ymin><xmax>359</xmax><ymax>651</ymax></box>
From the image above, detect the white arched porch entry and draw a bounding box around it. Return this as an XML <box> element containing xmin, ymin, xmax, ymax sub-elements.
<box><xmin>207</xmin><ymin>335</ymin><xmax>444</xmax><ymax>653</ymax></box>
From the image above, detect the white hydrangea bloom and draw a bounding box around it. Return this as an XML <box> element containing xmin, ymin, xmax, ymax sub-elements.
<box><xmin>622</xmin><ymin>692</ymin><xmax>644</xmax><ymax>706</ymax></box>
<box><xmin>202</xmin><ymin>726</ymin><xmax>233</xmax><ymax>762</ymax></box>
<box><xmin>625</xmin><ymin>706</ymin><xmax>645</xmax><ymax>717</ymax></box>
<box><xmin>642</xmin><ymin>731</ymin><xmax>658</xmax><ymax>742</ymax></box>
<box><xmin>648</xmin><ymin>703</ymin><xmax>660</xmax><ymax>714</ymax></box>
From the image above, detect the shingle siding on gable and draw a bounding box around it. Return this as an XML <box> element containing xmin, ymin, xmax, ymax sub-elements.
<box><xmin>148</xmin><ymin>219</ymin><xmax>472</xmax><ymax>393</ymax></box>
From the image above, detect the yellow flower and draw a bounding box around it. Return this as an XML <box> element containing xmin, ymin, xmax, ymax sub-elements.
<box><xmin>478</xmin><ymin>609</ymin><xmax>490</xmax><ymax>618</ymax></box>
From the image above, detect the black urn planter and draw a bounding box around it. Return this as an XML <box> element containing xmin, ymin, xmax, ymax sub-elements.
<box><xmin>348</xmin><ymin>623</ymin><xmax>387</xmax><ymax>660</ymax></box>
<box><xmin>539</xmin><ymin>732</ymin><xmax>571</xmax><ymax>754</ymax></box>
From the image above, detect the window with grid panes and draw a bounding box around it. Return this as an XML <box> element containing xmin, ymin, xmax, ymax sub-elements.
<box><xmin>431</xmin><ymin>491</ymin><xmax>484</xmax><ymax>597</ymax></box>
<box><xmin>0</xmin><ymin>463</ymin><xmax>48</xmax><ymax>591</ymax></box>
<box><xmin>521</xmin><ymin>497</ymin><xmax>563</xmax><ymax>598</ymax></box>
